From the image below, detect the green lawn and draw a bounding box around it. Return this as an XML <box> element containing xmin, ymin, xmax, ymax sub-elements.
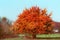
<box><xmin>36</xmin><ymin>34</ymin><xmax>60</xmax><ymax>38</ymax></box>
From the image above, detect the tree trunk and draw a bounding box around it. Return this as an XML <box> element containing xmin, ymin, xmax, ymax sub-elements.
<box><xmin>32</xmin><ymin>34</ymin><xmax>36</xmax><ymax>38</ymax></box>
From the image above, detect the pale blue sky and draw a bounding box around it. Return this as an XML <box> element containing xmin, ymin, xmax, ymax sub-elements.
<box><xmin>0</xmin><ymin>0</ymin><xmax>60</xmax><ymax>22</ymax></box>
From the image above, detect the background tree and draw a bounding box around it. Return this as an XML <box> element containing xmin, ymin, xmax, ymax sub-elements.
<box><xmin>12</xmin><ymin>6</ymin><xmax>54</xmax><ymax>38</ymax></box>
<box><xmin>0</xmin><ymin>17</ymin><xmax>12</xmax><ymax>35</ymax></box>
<box><xmin>0</xmin><ymin>17</ymin><xmax>3</xmax><ymax>37</ymax></box>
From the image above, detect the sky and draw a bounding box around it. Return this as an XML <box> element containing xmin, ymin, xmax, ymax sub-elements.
<box><xmin>0</xmin><ymin>0</ymin><xmax>60</xmax><ymax>22</ymax></box>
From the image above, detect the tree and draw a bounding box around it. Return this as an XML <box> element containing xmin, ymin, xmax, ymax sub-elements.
<box><xmin>12</xmin><ymin>6</ymin><xmax>54</xmax><ymax>38</ymax></box>
<box><xmin>0</xmin><ymin>17</ymin><xmax>3</xmax><ymax>37</ymax></box>
<box><xmin>0</xmin><ymin>17</ymin><xmax>12</xmax><ymax>34</ymax></box>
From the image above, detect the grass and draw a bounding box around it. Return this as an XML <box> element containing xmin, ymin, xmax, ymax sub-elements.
<box><xmin>36</xmin><ymin>34</ymin><xmax>60</xmax><ymax>39</ymax></box>
<box><xmin>1</xmin><ymin>34</ymin><xmax>60</xmax><ymax>40</ymax></box>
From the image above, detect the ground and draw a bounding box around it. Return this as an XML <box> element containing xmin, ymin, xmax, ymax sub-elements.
<box><xmin>0</xmin><ymin>34</ymin><xmax>60</xmax><ymax>40</ymax></box>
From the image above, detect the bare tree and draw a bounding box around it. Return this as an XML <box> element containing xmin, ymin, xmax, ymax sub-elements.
<box><xmin>0</xmin><ymin>17</ymin><xmax>12</xmax><ymax>34</ymax></box>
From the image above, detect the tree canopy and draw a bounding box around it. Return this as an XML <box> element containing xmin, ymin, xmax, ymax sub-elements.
<box><xmin>12</xmin><ymin>6</ymin><xmax>54</xmax><ymax>35</ymax></box>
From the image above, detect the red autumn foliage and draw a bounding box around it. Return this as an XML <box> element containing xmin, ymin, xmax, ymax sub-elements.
<box><xmin>12</xmin><ymin>6</ymin><xmax>54</xmax><ymax>35</ymax></box>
